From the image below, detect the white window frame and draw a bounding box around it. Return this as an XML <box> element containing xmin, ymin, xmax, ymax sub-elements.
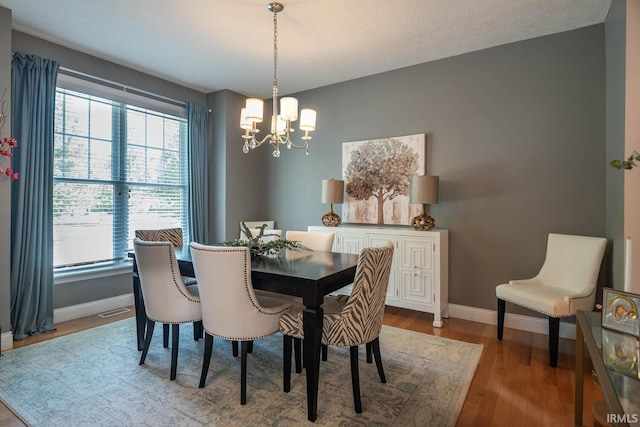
<box><xmin>53</xmin><ymin>71</ymin><xmax>189</xmax><ymax>280</ymax></box>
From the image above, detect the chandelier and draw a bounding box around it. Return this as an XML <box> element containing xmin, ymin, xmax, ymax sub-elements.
<box><xmin>240</xmin><ymin>2</ymin><xmax>317</xmax><ymax>158</ymax></box>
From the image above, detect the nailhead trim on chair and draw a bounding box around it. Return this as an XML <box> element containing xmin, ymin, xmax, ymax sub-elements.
<box><xmin>147</xmin><ymin>316</ymin><xmax>202</xmax><ymax>324</ymax></box>
<box><xmin>499</xmin><ymin>285</ymin><xmax>596</xmax><ymax>319</ymax></box>
<box><xmin>162</xmin><ymin>243</ymin><xmax>200</xmax><ymax>303</ymax></box>
<box><xmin>566</xmin><ymin>287</ymin><xmax>596</xmax><ymax>313</ymax></box>
<box><xmin>201</xmin><ymin>326</ymin><xmax>278</xmax><ymax>342</ymax></box>
<box><xmin>499</xmin><ymin>297</ymin><xmax>559</xmax><ymax>318</ymax></box>
<box><xmin>190</xmin><ymin>246</ymin><xmax>290</xmax><ymax>317</ymax></box>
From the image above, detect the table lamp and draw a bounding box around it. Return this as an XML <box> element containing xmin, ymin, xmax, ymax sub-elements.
<box><xmin>321</xmin><ymin>179</ymin><xmax>344</xmax><ymax>227</ymax></box>
<box><xmin>410</xmin><ymin>175</ymin><xmax>439</xmax><ymax>231</ymax></box>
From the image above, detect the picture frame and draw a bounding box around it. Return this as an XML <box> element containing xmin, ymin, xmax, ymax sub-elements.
<box><xmin>342</xmin><ymin>133</ymin><xmax>425</xmax><ymax>225</ymax></box>
<box><xmin>602</xmin><ymin>327</ymin><xmax>640</xmax><ymax>379</ymax></box>
<box><xmin>602</xmin><ymin>287</ymin><xmax>640</xmax><ymax>337</ymax></box>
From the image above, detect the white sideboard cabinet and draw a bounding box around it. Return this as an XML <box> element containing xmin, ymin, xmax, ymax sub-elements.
<box><xmin>308</xmin><ymin>225</ymin><xmax>449</xmax><ymax>327</ymax></box>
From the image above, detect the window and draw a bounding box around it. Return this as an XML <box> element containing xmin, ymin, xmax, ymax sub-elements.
<box><xmin>53</xmin><ymin>77</ymin><xmax>189</xmax><ymax>271</ymax></box>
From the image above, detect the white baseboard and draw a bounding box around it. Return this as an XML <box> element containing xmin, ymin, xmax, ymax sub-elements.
<box><xmin>448</xmin><ymin>303</ymin><xmax>576</xmax><ymax>340</ymax></box>
<box><xmin>54</xmin><ymin>293</ymin><xmax>134</xmax><ymax>324</ymax></box>
<box><xmin>1</xmin><ymin>294</ymin><xmax>134</xmax><ymax>352</ymax></box>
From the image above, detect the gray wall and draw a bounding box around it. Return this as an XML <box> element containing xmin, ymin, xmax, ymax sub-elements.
<box><xmin>0</xmin><ymin>16</ymin><xmax>618</xmax><ymax>323</ymax></box>
<box><xmin>0</xmin><ymin>6</ymin><xmax>12</xmax><ymax>333</ymax></box>
<box><xmin>265</xmin><ymin>25</ymin><xmax>607</xmax><ymax>314</ymax></box>
<box><xmin>605</xmin><ymin>0</ymin><xmax>626</xmax><ymax>291</ymax></box>
<box><xmin>207</xmin><ymin>89</ymin><xmax>271</xmax><ymax>243</ymax></box>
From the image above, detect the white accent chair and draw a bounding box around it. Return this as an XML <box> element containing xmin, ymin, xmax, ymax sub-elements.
<box><xmin>134</xmin><ymin>238</ymin><xmax>202</xmax><ymax>380</ymax></box>
<box><xmin>495</xmin><ymin>233</ymin><xmax>607</xmax><ymax>367</ymax></box>
<box><xmin>285</xmin><ymin>230</ymin><xmax>335</xmax><ymax>252</ymax></box>
<box><xmin>189</xmin><ymin>243</ymin><xmax>291</xmax><ymax>405</ymax></box>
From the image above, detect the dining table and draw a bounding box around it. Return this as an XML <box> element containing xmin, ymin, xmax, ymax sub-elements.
<box><xmin>130</xmin><ymin>246</ymin><xmax>359</xmax><ymax>422</ymax></box>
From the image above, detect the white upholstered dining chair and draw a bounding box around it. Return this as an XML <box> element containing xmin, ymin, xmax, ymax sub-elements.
<box><xmin>135</xmin><ymin>227</ymin><xmax>200</xmax><ymax>347</ymax></box>
<box><xmin>495</xmin><ymin>233</ymin><xmax>607</xmax><ymax>367</ymax></box>
<box><xmin>285</xmin><ymin>230</ymin><xmax>335</xmax><ymax>252</ymax></box>
<box><xmin>133</xmin><ymin>238</ymin><xmax>202</xmax><ymax>380</ymax></box>
<box><xmin>189</xmin><ymin>243</ymin><xmax>291</xmax><ymax>405</ymax></box>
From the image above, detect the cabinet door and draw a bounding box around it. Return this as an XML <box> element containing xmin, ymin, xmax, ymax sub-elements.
<box><xmin>399</xmin><ymin>236</ymin><xmax>434</xmax><ymax>271</ymax></box>
<box><xmin>366</xmin><ymin>233</ymin><xmax>398</xmax><ymax>302</ymax></box>
<box><xmin>330</xmin><ymin>231</ymin><xmax>363</xmax><ymax>296</ymax></box>
<box><xmin>399</xmin><ymin>236</ymin><xmax>435</xmax><ymax>307</ymax></box>
<box><xmin>338</xmin><ymin>232</ymin><xmax>365</xmax><ymax>254</ymax></box>
<box><xmin>399</xmin><ymin>269</ymin><xmax>434</xmax><ymax>307</ymax></box>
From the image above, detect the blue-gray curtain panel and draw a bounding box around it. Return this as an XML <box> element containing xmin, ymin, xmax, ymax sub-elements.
<box><xmin>10</xmin><ymin>52</ymin><xmax>59</xmax><ymax>340</ymax></box>
<box><xmin>187</xmin><ymin>101</ymin><xmax>209</xmax><ymax>244</ymax></box>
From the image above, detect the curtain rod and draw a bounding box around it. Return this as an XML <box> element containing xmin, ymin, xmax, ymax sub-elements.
<box><xmin>59</xmin><ymin>67</ymin><xmax>189</xmax><ymax>109</ymax></box>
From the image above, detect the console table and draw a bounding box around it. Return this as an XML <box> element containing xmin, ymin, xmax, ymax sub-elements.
<box><xmin>576</xmin><ymin>310</ymin><xmax>640</xmax><ymax>427</ymax></box>
<box><xmin>308</xmin><ymin>225</ymin><xmax>448</xmax><ymax>327</ymax></box>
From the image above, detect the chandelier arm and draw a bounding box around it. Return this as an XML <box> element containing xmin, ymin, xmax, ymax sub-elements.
<box><xmin>251</xmin><ymin>132</ymin><xmax>276</xmax><ymax>148</ymax></box>
<box><xmin>286</xmin><ymin>140</ymin><xmax>310</xmax><ymax>150</ymax></box>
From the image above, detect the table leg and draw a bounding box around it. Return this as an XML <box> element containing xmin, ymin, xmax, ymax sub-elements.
<box><xmin>133</xmin><ymin>275</ymin><xmax>147</xmax><ymax>351</ymax></box>
<box><xmin>575</xmin><ymin>318</ymin><xmax>584</xmax><ymax>426</ymax></box>
<box><xmin>303</xmin><ymin>306</ymin><xmax>323</xmax><ymax>422</ymax></box>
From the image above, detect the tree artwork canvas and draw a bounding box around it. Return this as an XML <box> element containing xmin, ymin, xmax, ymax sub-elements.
<box><xmin>342</xmin><ymin>134</ymin><xmax>425</xmax><ymax>225</ymax></box>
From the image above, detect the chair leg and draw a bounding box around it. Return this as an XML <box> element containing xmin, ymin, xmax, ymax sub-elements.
<box><xmin>163</xmin><ymin>323</ymin><xmax>169</xmax><ymax>348</ymax></box>
<box><xmin>549</xmin><ymin>317</ymin><xmax>560</xmax><ymax>368</ymax></box>
<box><xmin>350</xmin><ymin>346</ymin><xmax>362</xmax><ymax>414</ymax></box>
<box><xmin>370</xmin><ymin>337</ymin><xmax>386</xmax><ymax>383</ymax></box>
<box><xmin>193</xmin><ymin>320</ymin><xmax>203</xmax><ymax>341</ymax></box>
<box><xmin>241</xmin><ymin>341</ymin><xmax>249</xmax><ymax>405</ymax></box>
<box><xmin>321</xmin><ymin>343</ymin><xmax>328</xmax><ymax>361</ymax></box>
<box><xmin>365</xmin><ymin>342</ymin><xmax>373</xmax><ymax>363</ymax></box>
<box><xmin>283</xmin><ymin>335</ymin><xmax>292</xmax><ymax>392</ymax></box>
<box><xmin>294</xmin><ymin>338</ymin><xmax>302</xmax><ymax>373</ymax></box>
<box><xmin>139</xmin><ymin>319</ymin><xmax>156</xmax><ymax>365</ymax></box>
<box><xmin>170</xmin><ymin>323</ymin><xmax>179</xmax><ymax>380</ymax></box>
<box><xmin>199</xmin><ymin>333</ymin><xmax>214</xmax><ymax>388</ymax></box>
<box><xmin>247</xmin><ymin>340</ymin><xmax>254</xmax><ymax>354</ymax></box>
<box><xmin>232</xmin><ymin>340</ymin><xmax>238</xmax><ymax>357</ymax></box>
<box><xmin>497</xmin><ymin>298</ymin><xmax>506</xmax><ymax>340</ymax></box>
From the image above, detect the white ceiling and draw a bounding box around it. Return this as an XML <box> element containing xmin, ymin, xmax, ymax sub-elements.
<box><xmin>0</xmin><ymin>0</ymin><xmax>612</xmax><ymax>98</ymax></box>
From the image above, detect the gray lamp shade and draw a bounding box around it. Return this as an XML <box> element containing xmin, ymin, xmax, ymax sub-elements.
<box><xmin>321</xmin><ymin>179</ymin><xmax>344</xmax><ymax>204</ymax></box>
<box><xmin>410</xmin><ymin>175</ymin><xmax>439</xmax><ymax>204</ymax></box>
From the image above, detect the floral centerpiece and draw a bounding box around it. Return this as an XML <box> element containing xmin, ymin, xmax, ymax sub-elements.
<box><xmin>0</xmin><ymin>90</ymin><xmax>19</xmax><ymax>181</ymax></box>
<box><xmin>219</xmin><ymin>223</ymin><xmax>309</xmax><ymax>257</ymax></box>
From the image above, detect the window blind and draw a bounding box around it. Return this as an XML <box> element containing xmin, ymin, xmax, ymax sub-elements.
<box><xmin>53</xmin><ymin>76</ymin><xmax>188</xmax><ymax>270</ymax></box>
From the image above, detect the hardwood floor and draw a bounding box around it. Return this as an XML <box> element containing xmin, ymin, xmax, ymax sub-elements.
<box><xmin>0</xmin><ymin>306</ymin><xmax>601</xmax><ymax>426</ymax></box>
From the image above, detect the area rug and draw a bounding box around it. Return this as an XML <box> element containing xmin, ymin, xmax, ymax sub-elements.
<box><xmin>0</xmin><ymin>318</ymin><xmax>482</xmax><ymax>426</ymax></box>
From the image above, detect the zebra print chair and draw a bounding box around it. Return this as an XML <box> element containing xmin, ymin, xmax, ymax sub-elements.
<box><xmin>134</xmin><ymin>227</ymin><xmax>184</xmax><ymax>247</ymax></box>
<box><xmin>279</xmin><ymin>243</ymin><xmax>394</xmax><ymax>413</ymax></box>
<box><xmin>134</xmin><ymin>227</ymin><xmax>201</xmax><ymax>346</ymax></box>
